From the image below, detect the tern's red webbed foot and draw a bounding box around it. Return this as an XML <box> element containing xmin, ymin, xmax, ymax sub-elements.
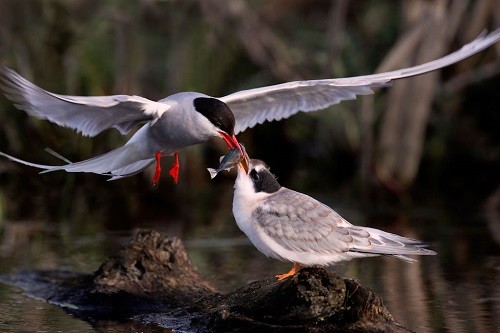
<box><xmin>275</xmin><ymin>262</ymin><xmax>302</xmax><ymax>281</ymax></box>
<box><xmin>152</xmin><ymin>151</ymin><xmax>163</xmax><ymax>186</ymax></box>
<box><xmin>152</xmin><ymin>151</ymin><xmax>180</xmax><ymax>186</ymax></box>
<box><xmin>169</xmin><ymin>152</ymin><xmax>180</xmax><ymax>184</ymax></box>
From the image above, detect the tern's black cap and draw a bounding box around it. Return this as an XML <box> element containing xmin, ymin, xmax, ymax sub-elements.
<box><xmin>194</xmin><ymin>97</ymin><xmax>235</xmax><ymax>135</ymax></box>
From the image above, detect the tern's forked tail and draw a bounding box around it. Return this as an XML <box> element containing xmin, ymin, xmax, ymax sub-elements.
<box><xmin>0</xmin><ymin>143</ymin><xmax>155</xmax><ymax>181</ymax></box>
<box><xmin>0</xmin><ymin>151</ymin><xmax>55</xmax><ymax>170</ymax></box>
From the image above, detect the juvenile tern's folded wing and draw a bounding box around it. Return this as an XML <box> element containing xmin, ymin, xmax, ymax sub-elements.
<box><xmin>0</xmin><ymin>66</ymin><xmax>172</xmax><ymax>137</ymax></box>
<box><xmin>255</xmin><ymin>188</ymin><xmax>435</xmax><ymax>261</ymax></box>
<box><xmin>254</xmin><ymin>189</ymin><xmax>355</xmax><ymax>255</ymax></box>
<box><xmin>222</xmin><ymin>29</ymin><xmax>500</xmax><ymax>134</ymax></box>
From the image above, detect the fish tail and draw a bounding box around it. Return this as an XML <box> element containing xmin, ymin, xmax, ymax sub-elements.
<box><xmin>207</xmin><ymin>168</ymin><xmax>218</xmax><ymax>179</ymax></box>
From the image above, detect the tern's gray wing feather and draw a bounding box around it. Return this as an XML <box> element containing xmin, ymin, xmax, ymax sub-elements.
<box><xmin>222</xmin><ymin>29</ymin><xmax>500</xmax><ymax>134</ymax></box>
<box><xmin>254</xmin><ymin>189</ymin><xmax>357</xmax><ymax>254</ymax></box>
<box><xmin>255</xmin><ymin>188</ymin><xmax>435</xmax><ymax>259</ymax></box>
<box><xmin>0</xmin><ymin>66</ymin><xmax>173</xmax><ymax>137</ymax></box>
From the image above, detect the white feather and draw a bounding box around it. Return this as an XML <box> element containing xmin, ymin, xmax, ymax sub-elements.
<box><xmin>222</xmin><ymin>29</ymin><xmax>500</xmax><ymax>134</ymax></box>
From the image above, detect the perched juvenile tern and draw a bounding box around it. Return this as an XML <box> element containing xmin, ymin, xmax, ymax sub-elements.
<box><xmin>233</xmin><ymin>159</ymin><xmax>436</xmax><ymax>280</ymax></box>
<box><xmin>1</xmin><ymin>30</ymin><xmax>499</xmax><ymax>183</ymax></box>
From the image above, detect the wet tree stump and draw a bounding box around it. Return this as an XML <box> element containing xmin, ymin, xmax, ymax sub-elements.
<box><xmin>0</xmin><ymin>230</ymin><xmax>413</xmax><ymax>332</ymax></box>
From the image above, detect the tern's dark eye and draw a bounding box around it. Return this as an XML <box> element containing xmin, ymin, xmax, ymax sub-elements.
<box><xmin>250</xmin><ymin>169</ymin><xmax>259</xmax><ymax>181</ymax></box>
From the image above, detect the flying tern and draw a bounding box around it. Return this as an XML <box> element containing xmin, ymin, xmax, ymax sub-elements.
<box><xmin>0</xmin><ymin>29</ymin><xmax>498</xmax><ymax>184</ymax></box>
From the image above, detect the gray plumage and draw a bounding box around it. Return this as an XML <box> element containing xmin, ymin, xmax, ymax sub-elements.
<box><xmin>0</xmin><ymin>77</ymin><xmax>233</xmax><ymax>179</ymax></box>
<box><xmin>233</xmin><ymin>159</ymin><xmax>436</xmax><ymax>266</ymax></box>
<box><xmin>223</xmin><ymin>29</ymin><xmax>500</xmax><ymax>134</ymax></box>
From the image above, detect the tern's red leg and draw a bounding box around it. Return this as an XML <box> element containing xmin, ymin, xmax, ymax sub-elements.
<box><xmin>169</xmin><ymin>152</ymin><xmax>180</xmax><ymax>184</ymax></box>
<box><xmin>275</xmin><ymin>262</ymin><xmax>302</xmax><ymax>281</ymax></box>
<box><xmin>152</xmin><ymin>151</ymin><xmax>162</xmax><ymax>186</ymax></box>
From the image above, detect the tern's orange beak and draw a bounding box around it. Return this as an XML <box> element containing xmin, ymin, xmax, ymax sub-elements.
<box><xmin>218</xmin><ymin>131</ymin><xmax>249</xmax><ymax>174</ymax></box>
<box><xmin>219</xmin><ymin>131</ymin><xmax>238</xmax><ymax>149</ymax></box>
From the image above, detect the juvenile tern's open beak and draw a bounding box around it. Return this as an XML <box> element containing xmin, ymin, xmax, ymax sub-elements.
<box><xmin>238</xmin><ymin>157</ymin><xmax>249</xmax><ymax>173</ymax></box>
<box><xmin>237</xmin><ymin>160</ymin><xmax>249</xmax><ymax>173</ymax></box>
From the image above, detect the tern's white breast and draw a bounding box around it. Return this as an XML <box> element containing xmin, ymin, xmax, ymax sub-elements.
<box><xmin>232</xmin><ymin>172</ymin><xmax>275</xmax><ymax>257</ymax></box>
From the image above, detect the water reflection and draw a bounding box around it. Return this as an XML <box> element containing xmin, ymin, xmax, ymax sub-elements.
<box><xmin>0</xmin><ymin>284</ymin><xmax>93</xmax><ymax>333</ymax></box>
<box><xmin>0</xmin><ymin>196</ymin><xmax>498</xmax><ymax>332</ymax></box>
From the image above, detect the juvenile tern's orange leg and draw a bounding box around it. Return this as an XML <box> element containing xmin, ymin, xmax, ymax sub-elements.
<box><xmin>275</xmin><ymin>262</ymin><xmax>302</xmax><ymax>281</ymax></box>
<box><xmin>152</xmin><ymin>151</ymin><xmax>162</xmax><ymax>186</ymax></box>
<box><xmin>168</xmin><ymin>152</ymin><xmax>180</xmax><ymax>183</ymax></box>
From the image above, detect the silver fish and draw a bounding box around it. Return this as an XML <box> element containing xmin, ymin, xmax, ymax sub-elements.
<box><xmin>207</xmin><ymin>144</ymin><xmax>246</xmax><ymax>179</ymax></box>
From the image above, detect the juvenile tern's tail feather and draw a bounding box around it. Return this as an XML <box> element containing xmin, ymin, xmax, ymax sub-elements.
<box><xmin>350</xmin><ymin>227</ymin><xmax>436</xmax><ymax>262</ymax></box>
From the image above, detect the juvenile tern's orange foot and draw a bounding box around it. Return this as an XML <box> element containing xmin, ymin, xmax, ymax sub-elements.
<box><xmin>168</xmin><ymin>152</ymin><xmax>180</xmax><ymax>184</ymax></box>
<box><xmin>152</xmin><ymin>151</ymin><xmax>162</xmax><ymax>186</ymax></box>
<box><xmin>275</xmin><ymin>262</ymin><xmax>302</xmax><ymax>281</ymax></box>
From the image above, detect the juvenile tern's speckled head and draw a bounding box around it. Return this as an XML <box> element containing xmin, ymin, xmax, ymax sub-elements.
<box><xmin>233</xmin><ymin>159</ymin><xmax>436</xmax><ymax>280</ymax></box>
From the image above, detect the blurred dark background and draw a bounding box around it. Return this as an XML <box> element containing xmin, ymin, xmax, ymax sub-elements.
<box><xmin>0</xmin><ymin>2</ymin><xmax>499</xmax><ymax>331</ymax></box>
<box><xmin>0</xmin><ymin>0</ymin><xmax>499</xmax><ymax>226</ymax></box>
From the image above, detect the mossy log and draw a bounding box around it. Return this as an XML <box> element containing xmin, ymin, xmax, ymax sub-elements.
<box><xmin>0</xmin><ymin>230</ymin><xmax>413</xmax><ymax>332</ymax></box>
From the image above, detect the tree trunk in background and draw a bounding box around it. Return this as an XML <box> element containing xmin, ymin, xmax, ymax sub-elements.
<box><xmin>376</xmin><ymin>0</ymin><xmax>449</xmax><ymax>191</ymax></box>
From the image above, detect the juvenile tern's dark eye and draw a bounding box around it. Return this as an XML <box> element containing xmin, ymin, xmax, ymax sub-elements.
<box><xmin>249</xmin><ymin>167</ymin><xmax>281</xmax><ymax>194</ymax></box>
<box><xmin>250</xmin><ymin>169</ymin><xmax>259</xmax><ymax>181</ymax></box>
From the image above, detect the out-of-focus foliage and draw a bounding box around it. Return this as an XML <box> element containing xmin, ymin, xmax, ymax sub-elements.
<box><xmin>0</xmin><ymin>0</ymin><xmax>498</xmax><ymax>223</ymax></box>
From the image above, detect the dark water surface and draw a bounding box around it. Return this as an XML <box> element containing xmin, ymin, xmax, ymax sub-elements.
<box><xmin>0</xmin><ymin>188</ymin><xmax>498</xmax><ymax>333</ymax></box>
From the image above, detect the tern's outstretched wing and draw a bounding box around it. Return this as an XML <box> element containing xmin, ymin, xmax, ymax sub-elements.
<box><xmin>222</xmin><ymin>29</ymin><xmax>500</xmax><ymax>134</ymax></box>
<box><xmin>255</xmin><ymin>188</ymin><xmax>435</xmax><ymax>261</ymax></box>
<box><xmin>0</xmin><ymin>66</ymin><xmax>172</xmax><ymax>137</ymax></box>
